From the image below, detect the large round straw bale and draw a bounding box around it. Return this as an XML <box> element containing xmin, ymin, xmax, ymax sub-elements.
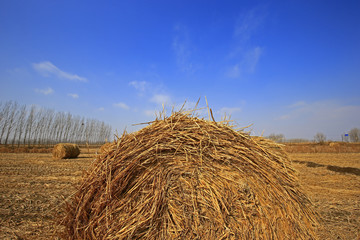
<box><xmin>62</xmin><ymin>112</ymin><xmax>318</xmax><ymax>239</ymax></box>
<box><xmin>52</xmin><ymin>143</ymin><xmax>80</xmax><ymax>159</ymax></box>
<box><xmin>99</xmin><ymin>142</ymin><xmax>114</xmax><ymax>154</ymax></box>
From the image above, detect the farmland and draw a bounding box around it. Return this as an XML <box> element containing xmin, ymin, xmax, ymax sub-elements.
<box><xmin>0</xmin><ymin>145</ymin><xmax>359</xmax><ymax>239</ymax></box>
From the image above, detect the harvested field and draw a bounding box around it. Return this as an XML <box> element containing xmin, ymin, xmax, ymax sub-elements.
<box><xmin>284</xmin><ymin>142</ymin><xmax>360</xmax><ymax>153</ymax></box>
<box><xmin>0</xmin><ymin>148</ymin><xmax>359</xmax><ymax>239</ymax></box>
<box><xmin>0</xmin><ymin>148</ymin><xmax>95</xmax><ymax>239</ymax></box>
<box><xmin>291</xmin><ymin>153</ymin><xmax>360</xmax><ymax>239</ymax></box>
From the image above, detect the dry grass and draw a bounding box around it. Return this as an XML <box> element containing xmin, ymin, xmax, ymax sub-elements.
<box><xmin>0</xmin><ymin>146</ymin><xmax>52</xmax><ymax>153</ymax></box>
<box><xmin>99</xmin><ymin>142</ymin><xmax>114</xmax><ymax>154</ymax></box>
<box><xmin>61</xmin><ymin>112</ymin><xmax>317</xmax><ymax>239</ymax></box>
<box><xmin>290</xmin><ymin>153</ymin><xmax>360</xmax><ymax>239</ymax></box>
<box><xmin>52</xmin><ymin>143</ymin><xmax>80</xmax><ymax>160</ymax></box>
<box><xmin>284</xmin><ymin>142</ymin><xmax>360</xmax><ymax>153</ymax></box>
<box><xmin>0</xmin><ymin>150</ymin><xmax>95</xmax><ymax>239</ymax></box>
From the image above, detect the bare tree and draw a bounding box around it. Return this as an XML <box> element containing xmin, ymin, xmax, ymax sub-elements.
<box><xmin>0</xmin><ymin>101</ymin><xmax>13</xmax><ymax>144</ymax></box>
<box><xmin>70</xmin><ymin>116</ymin><xmax>82</xmax><ymax>143</ymax></box>
<box><xmin>40</xmin><ymin>109</ymin><xmax>54</xmax><ymax>145</ymax></box>
<box><xmin>1</xmin><ymin>100</ymin><xmax>113</xmax><ymax>146</ymax></box>
<box><xmin>74</xmin><ymin>117</ymin><xmax>86</xmax><ymax>144</ymax></box>
<box><xmin>12</xmin><ymin>104</ymin><xmax>27</xmax><ymax>146</ymax></box>
<box><xmin>54</xmin><ymin>112</ymin><xmax>66</xmax><ymax>143</ymax></box>
<box><xmin>349</xmin><ymin>128</ymin><xmax>360</xmax><ymax>142</ymax></box>
<box><xmin>63</xmin><ymin>112</ymin><xmax>73</xmax><ymax>142</ymax></box>
<box><xmin>35</xmin><ymin>109</ymin><xmax>51</xmax><ymax>145</ymax></box>
<box><xmin>314</xmin><ymin>132</ymin><xmax>326</xmax><ymax>143</ymax></box>
<box><xmin>23</xmin><ymin>105</ymin><xmax>37</xmax><ymax>146</ymax></box>
<box><xmin>267</xmin><ymin>133</ymin><xmax>285</xmax><ymax>143</ymax></box>
<box><xmin>49</xmin><ymin>111</ymin><xmax>61</xmax><ymax>144</ymax></box>
<box><xmin>32</xmin><ymin>108</ymin><xmax>43</xmax><ymax>145</ymax></box>
<box><xmin>3</xmin><ymin>102</ymin><xmax>18</xmax><ymax>145</ymax></box>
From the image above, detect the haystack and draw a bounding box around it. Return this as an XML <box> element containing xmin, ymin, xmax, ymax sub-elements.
<box><xmin>99</xmin><ymin>142</ymin><xmax>114</xmax><ymax>154</ymax></box>
<box><xmin>329</xmin><ymin>142</ymin><xmax>340</xmax><ymax>147</ymax></box>
<box><xmin>52</xmin><ymin>143</ymin><xmax>80</xmax><ymax>159</ymax></box>
<box><xmin>61</xmin><ymin>111</ymin><xmax>318</xmax><ymax>239</ymax></box>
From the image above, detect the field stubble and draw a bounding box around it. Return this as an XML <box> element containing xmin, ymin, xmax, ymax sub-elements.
<box><xmin>0</xmin><ymin>147</ymin><xmax>359</xmax><ymax>239</ymax></box>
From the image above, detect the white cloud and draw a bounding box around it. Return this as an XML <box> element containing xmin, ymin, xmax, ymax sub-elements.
<box><xmin>234</xmin><ymin>7</ymin><xmax>266</xmax><ymax>41</ymax></box>
<box><xmin>33</xmin><ymin>61</ymin><xmax>87</xmax><ymax>82</ymax></box>
<box><xmin>246</xmin><ymin>47</ymin><xmax>262</xmax><ymax>73</ymax></box>
<box><xmin>226</xmin><ymin>6</ymin><xmax>266</xmax><ymax>79</ymax></box>
<box><xmin>35</xmin><ymin>87</ymin><xmax>54</xmax><ymax>95</ymax></box>
<box><xmin>97</xmin><ymin>107</ymin><xmax>105</xmax><ymax>111</ymax></box>
<box><xmin>150</xmin><ymin>94</ymin><xmax>171</xmax><ymax>106</ymax></box>
<box><xmin>129</xmin><ymin>81</ymin><xmax>148</xmax><ymax>92</ymax></box>
<box><xmin>68</xmin><ymin>93</ymin><xmax>79</xmax><ymax>99</ymax></box>
<box><xmin>113</xmin><ymin>102</ymin><xmax>130</xmax><ymax>110</ymax></box>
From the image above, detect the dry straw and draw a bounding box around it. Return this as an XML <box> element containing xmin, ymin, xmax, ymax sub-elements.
<box><xmin>61</xmin><ymin>110</ymin><xmax>318</xmax><ymax>239</ymax></box>
<box><xmin>52</xmin><ymin>143</ymin><xmax>80</xmax><ymax>159</ymax></box>
<box><xmin>99</xmin><ymin>142</ymin><xmax>115</xmax><ymax>154</ymax></box>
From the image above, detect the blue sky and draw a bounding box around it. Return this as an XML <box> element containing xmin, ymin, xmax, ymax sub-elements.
<box><xmin>1</xmin><ymin>0</ymin><xmax>359</xmax><ymax>140</ymax></box>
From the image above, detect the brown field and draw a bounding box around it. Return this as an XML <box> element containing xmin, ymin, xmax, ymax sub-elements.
<box><xmin>0</xmin><ymin>145</ymin><xmax>359</xmax><ymax>239</ymax></box>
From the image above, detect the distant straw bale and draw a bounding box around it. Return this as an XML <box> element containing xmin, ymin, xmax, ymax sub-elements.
<box><xmin>52</xmin><ymin>143</ymin><xmax>80</xmax><ymax>159</ymax></box>
<box><xmin>329</xmin><ymin>142</ymin><xmax>340</xmax><ymax>147</ymax></box>
<box><xmin>61</xmin><ymin>111</ymin><xmax>318</xmax><ymax>239</ymax></box>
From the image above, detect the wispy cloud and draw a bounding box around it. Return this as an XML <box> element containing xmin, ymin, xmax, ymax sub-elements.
<box><xmin>35</xmin><ymin>87</ymin><xmax>54</xmax><ymax>95</ymax></box>
<box><xmin>33</xmin><ymin>61</ymin><xmax>87</xmax><ymax>82</ymax></box>
<box><xmin>97</xmin><ymin>107</ymin><xmax>105</xmax><ymax>111</ymax></box>
<box><xmin>227</xmin><ymin>64</ymin><xmax>241</xmax><ymax>79</ymax></box>
<box><xmin>226</xmin><ymin>6</ymin><xmax>266</xmax><ymax>79</ymax></box>
<box><xmin>129</xmin><ymin>80</ymin><xmax>173</xmax><ymax>112</ymax></box>
<box><xmin>129</xmin><ymin>81</ymin><xmax>149</xmax><ymax>94</ymax></box>
<box><xmin>269</xmin><ymin>100</ymin><xmax>360</xmax><ymax>139</ymax></box>
<box><xmin>277</xmin><ymin>100</ymin><xmax>360</xmax><ymax>131</ymax></box>
<box><xmin>68</xmin><ymin>93</ymin><xmax>79</xmax><ymax>99</ymax></box>
<box><xmin>288</xmin><ymin>101</ymin><xmax>306</xmax><ymax>108</ymax></box>
<box><xmin>234</xmin><ymin>7</ymin><xmax>266</xmax><ymax>41</ymax></box>
<box><xmin>227</xmin><ymin>47</ymin><xmax>263</xmax><ymax>78</ymax></box>
<box><xmin>150</xmin><ymin>94</ymin><xmax>171</xmax><ymax>106</ymax></box>
<box><xmin>277</xmin><ymin>114</ymin><xmax>291</xmax><ymax>120</ymax></box>
<box><xmin>245</xmin><ymin>47</ymin><xmax>262</xmax><ymax>73</ymax></box>
<box><xmin>113</xmin><ymin>102</ymin><xmax>130</xmax><ymax>110</ymax></box>
<box><xmin>172</xmin><ymin>24</ymin><xmax>194</xmax><ymax>73</ymax></box>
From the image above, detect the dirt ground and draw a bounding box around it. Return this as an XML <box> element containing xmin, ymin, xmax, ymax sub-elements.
<box><xmin>0</xmin><ymin>149</ymin><xmax>359</xmax><ymax>239</ymax></box>
<box><xmin>0</xmin><ymin>150</ymin><xmax>96</xmax><ymax>239</ymax></box>
<box><xmin>291</xmin><ymin>153</ymin><xmax>360</xmax><ymax>239</ymax></box>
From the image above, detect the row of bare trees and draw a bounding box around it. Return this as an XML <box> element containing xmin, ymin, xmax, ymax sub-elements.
<box><xmin>267</xmin><ymin>128</ymin><xmax>360</xmax><ymax>143</ymax></box>
<box><xmin>314</xmin><ymin>129</ymin><xmax>360</xmax><ymax>143</ymax></box>
<box><xmin>0</xmin><ymin>101</ymin><xmax>112</xmax><ymax>146</ymax></box>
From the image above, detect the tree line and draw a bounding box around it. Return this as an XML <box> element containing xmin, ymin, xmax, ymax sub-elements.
<box><xmin>267</xmin><ymin>129</ymin><xmax>360</xmax><ymax>143</ymax></box>
<box><xmin>0</xmin><ymin>101</ymin><xmax>112</xmax><ymax>146</ymax></box>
